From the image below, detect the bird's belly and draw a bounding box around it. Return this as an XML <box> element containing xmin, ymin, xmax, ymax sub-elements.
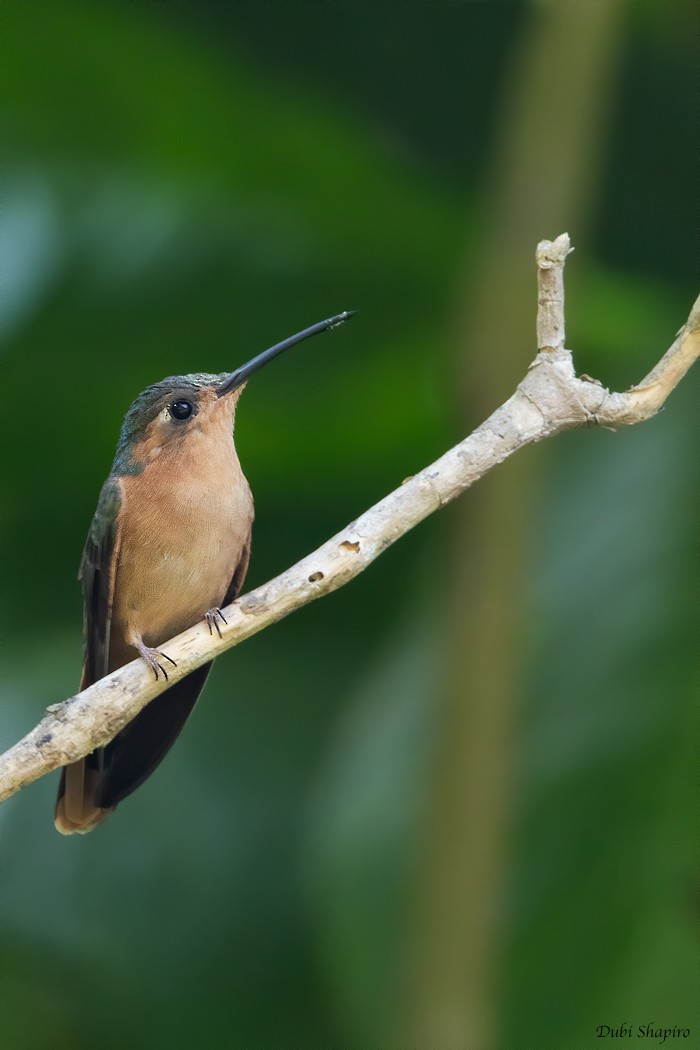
<box><xmin>110</xmin><ymin>482</ymin><xmax>251</xmax><ymax>663</ymax></box>
<box><xmin>120</xmin><ymin>542</ymin><xmax>232</xmax><ymax>643</ymax></box>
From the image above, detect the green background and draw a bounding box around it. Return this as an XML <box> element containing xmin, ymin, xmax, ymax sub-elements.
<box><xmin>0</xmin><ymin>2</ymin><xmax>696</xmax><ymax>1048</ymax></box>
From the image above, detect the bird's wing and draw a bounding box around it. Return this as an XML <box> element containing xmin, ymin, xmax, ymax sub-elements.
<box><xmin>78</xmin><ymin>476</ymin><xmax>123</xmax><ymax>686</ymax></box>
<box><xmin>55</xmin><ymin>476</ymin><xmax>123</xmax><ymax>833</ymax></box>
<box><xmin>221</xmin><ymin>527</ymin><xmax>252</xmax><ymax>608</ymax></box>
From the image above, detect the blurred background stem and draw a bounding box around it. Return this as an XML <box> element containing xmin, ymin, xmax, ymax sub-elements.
<box><xmin>403</xmin><ymin>3</ymin><xmax>624</xmax><ymax>1045</ymax></box>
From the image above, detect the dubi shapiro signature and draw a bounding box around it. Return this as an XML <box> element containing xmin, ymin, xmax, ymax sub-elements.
<box><xmin>596</xmin><ymin>1025</ymin><xmax>690</xmax><ymax>1045</ymax></box>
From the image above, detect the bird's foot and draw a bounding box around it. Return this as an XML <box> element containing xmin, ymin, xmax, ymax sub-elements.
<box><xmin>204</xmin><ymin>607</ymin><xmax>228</xmax><ymax>639</ymax></box>
<box><xmin>137</xmin><ymin>643</ymin><xmax>177</xmax><ymax>682</ymax></box>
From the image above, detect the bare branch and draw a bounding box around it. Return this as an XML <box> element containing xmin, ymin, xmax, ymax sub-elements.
<box><xmin>536</xmin><ymin>232</ymin><xmax>573</xmax><ymax>352</ymax></box>
<box><xmin>1</xmin><ymin>235</ymin><xmax>697</xmax><ymax>805</ymax></box>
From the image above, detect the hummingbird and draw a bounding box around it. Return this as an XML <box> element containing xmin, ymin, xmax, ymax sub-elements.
<box><xmin>55</xmin><ymin>311</ymin><xmax>355</xmax><ymax>835</ymax></box>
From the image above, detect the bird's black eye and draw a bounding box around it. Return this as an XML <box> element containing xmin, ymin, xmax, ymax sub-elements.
<box><xmin>169</xmin><ymin>400</ymin><xmax>193</xmax><ymax>421</ymax></box>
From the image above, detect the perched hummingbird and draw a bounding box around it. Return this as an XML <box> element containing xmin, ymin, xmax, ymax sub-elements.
<box><xmin>55</xmin><ymin>311</ymin><xmax>354</xmax><ymax>834</ymax></box>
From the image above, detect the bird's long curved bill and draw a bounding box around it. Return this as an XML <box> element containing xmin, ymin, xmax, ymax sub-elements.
<box><xmin>216</xmin><ymin>310</ymin><xmax>356</xmax><ymax>397</ymax></box>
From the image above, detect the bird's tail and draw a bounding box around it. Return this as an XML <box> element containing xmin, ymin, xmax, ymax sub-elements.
<box><xmin>54</xmin><ymin>760</ymin><xmax>113</xmax><ymax>835</ymax></box>
<box><xmin>54</xmin><ymin>662</ymin><xmax>212</xmax><ymax>835</ymax></box>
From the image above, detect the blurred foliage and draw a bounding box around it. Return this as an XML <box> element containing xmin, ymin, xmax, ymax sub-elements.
<box><xmin>0</xmin><ymin>2</ymin><xmax>696</xmax><ymax>1048</ymax></box>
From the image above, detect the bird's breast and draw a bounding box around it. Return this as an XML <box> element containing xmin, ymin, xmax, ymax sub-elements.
<box><xmin>110</xmin><ymin>449</ymin><xmax>253</xmax><ymax>661</ymax></box>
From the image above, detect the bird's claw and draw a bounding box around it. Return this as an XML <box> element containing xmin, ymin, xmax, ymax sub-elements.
<box><xmin>204</xmin><ymin>608</ymin><xmax>227</xmax><ymax>639</ymax></box>
<box><xmin>139</xmin><ymin>645</ymin><xmax>177</xmax><ymax>682</ymax></box>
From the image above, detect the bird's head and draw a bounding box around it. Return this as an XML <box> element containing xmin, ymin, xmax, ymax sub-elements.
<box><xmin>110</xmin><ymin>311</ymin><xmax>355</xmax><ymax>476</ymax></box>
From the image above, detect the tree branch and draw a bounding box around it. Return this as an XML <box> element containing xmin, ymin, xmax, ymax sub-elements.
<box><xmin>1</xmin><ymin>233</ymin><xmax>698</xmax><ymax>805</ymax></box>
